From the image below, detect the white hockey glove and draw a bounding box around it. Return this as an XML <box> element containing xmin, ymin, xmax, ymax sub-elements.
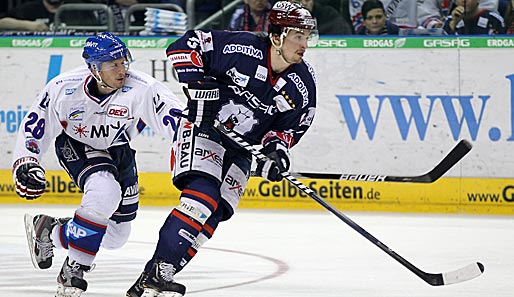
<box><xmin>12</xmin><ymin>157</ymin><xmax>46</xmax><ymax>200</ymax></box>
<box><xmin>255</xmin><ymin>142</ymin><xmax>291</xmax><ymax>182</ymax></box>
<box><xmin>182</xmin><ymin>79</ymin><xmax>219</xmax><ymax>130</ymax></box>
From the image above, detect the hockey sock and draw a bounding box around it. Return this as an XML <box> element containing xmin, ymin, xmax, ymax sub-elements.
<box><xmin>53</xmin><ymin>218</ymin><xmax>71</xmax><ymax>249</ymax></box>
<box><xmin>144</xmin><ymin>177</ymin><xmax>220</xmax><ymax>272</ymax></box>
<box><xmin>65</xmin><ymin>207</ymin><xmax>108</xmax><ymax>266</ymax></box>
<box><xmin>175</xmin><ymin>206</ymin><xmax>222</xmax><ymax>274</ymax></box>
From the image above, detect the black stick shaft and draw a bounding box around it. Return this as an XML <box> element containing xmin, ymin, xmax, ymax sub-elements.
<box><xmin>215</xmin><ymin>124</ymin><xmax>481</xmax><ymax>286</ymax></box>
<box><xmin>282</xmin><ymin>172</ymin><xmax>439</xmax><ymax>284</ymax></box>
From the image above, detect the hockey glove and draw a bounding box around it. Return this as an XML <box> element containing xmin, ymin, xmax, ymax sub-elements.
<box><xmin>12</xmin><ymin>157</ymin><xmax>46</xmax><ymax>200</ymax></box>
<box><xmin>182</xmin><ymin>79</ymin><xmax>220</xmax><ymax>129</ymax></box>
<box><xmin>255</xmin><ymin>143</ymin><xmax>291</xmax><ymax>182</ymax></box>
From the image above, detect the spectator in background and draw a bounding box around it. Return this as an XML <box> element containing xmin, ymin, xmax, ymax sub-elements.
<box><xmin>480</xmin><ymin>0</ymin><xmax>500</xmax><ymax>12</ymax></box>
<box><xmin>193</xmin><ymin>0</ymin><xmax>226</xmax><ymax>25</ymax></box>
<box><xmin>0</xmin><ymin>0</ymin><xmax>97</xmax><ymax>31</ymax></box>
<box><xmin>498</xmin><ymin>0</ymin><xmax>514</xmax><ymax>33</ymax></box>
<box><xmin>443</xmin><ymin>0</ymin><xmax>506</xmax><ymax>34</ymax></box>
<box><xmin>299</xmin><ymin>0</ymin><xmax>353</xmax><ymax>35</ymax></box>
<box><xmin>349</xmin><ymin>0</ymin><xmax>417</xmax><ymax>33</ymax></box>
<box><xmin>357</xmin><ymin>0</ymin><xmax>399</xmax><ymax>35</ymax></box>
<box><xmin>417</xmin><ymin>0</ymin><xmax>450</xmax><ymax>29</ymax></box>
<box><xmin>229</xmin><ymin>0</ymin><xmax>271</xmax><ymax>31</ymax></box>
<box><xmin>417</xmin><ymin>0</ymin><xmax>500</xmax><ymax>29</ymax></box>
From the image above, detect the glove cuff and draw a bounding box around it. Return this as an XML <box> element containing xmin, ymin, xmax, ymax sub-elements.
<box><xmin>187</xmin><ymin>88</ymin><xmax>219</xmax><ymax>101</ymax></box>
<box><xmin>12</xmin><ymin>156</ymin><xmax>39</xmax><ymax>174</ymax></box>
<box><xmin>184</xmin><ymin>79</ymin><xmax>220</xmax><ymax>101</ymax></box>
<box><xmin>260</xmin><ymin>142</ymin><xmax>290</xmax><ymax>172</ymax></box>
<box><xmin>261</xmin><ymin>142</ymin><xmax>288</xmax><ymax>156</ymax></box>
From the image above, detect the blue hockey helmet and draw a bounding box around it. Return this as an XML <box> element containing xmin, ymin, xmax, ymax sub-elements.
<box><xmin>82</xmin><ymin>32</ymin><xmax>131</xmax><ymax>71</ymax></box>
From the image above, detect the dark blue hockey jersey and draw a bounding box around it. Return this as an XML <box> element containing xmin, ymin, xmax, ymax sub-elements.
<box><xmin>443</xmin><ymin>10</ymin><xmax>506</xmax><ymax>35</ymax></box>
<box><xmin>166</xmin><ymin>30</ymin><xmax>317</xmax><ymax>149</ymax></box>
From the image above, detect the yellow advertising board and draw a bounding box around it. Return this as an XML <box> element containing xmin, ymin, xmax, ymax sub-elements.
<box><xmin>1</xmin><ymin>170</ymin><xmax>513</xmax><ymax>215</ymax></box>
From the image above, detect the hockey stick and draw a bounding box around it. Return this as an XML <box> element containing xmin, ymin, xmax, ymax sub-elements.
<box><xmin>268</xmin><ymin>139</ymin><xmax>472</xmax><ymax>182</ymax></box>
<box><xmin>214</xmin><ymin>122</ymin><xmax>484</xmax><ymax>286</ymax></box>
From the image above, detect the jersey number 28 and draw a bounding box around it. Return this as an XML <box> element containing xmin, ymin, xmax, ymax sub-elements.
<box><xmin>24</xmin><ymin>112</ymin><xmax>46</xmax><ymax>139</ymax></box>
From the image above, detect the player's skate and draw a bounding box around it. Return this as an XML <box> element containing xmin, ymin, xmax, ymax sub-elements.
<box><xmin>126</xmin><ymin>271</ymin><xmax>148</xmax><ymax>297</ymax></box>
<box><xmin>143</xmin><ymin>260</ymin><xmax>186</xmax><ymax>297</ymax></box>
<box><xmin>24</xmin><ymin>213</ymin><xmax>69</xmax><ymax>269</ymax></box>
<box><xmin>55</xmin><ymin>256</ymin><xmax>93</xmax><ymax>297</ymax></box>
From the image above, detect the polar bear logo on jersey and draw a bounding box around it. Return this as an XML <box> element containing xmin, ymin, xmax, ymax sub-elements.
<box><xmin>218</xmin><ymin>99</ymin><xmax>258</xmax><ymax>135</ymax></box>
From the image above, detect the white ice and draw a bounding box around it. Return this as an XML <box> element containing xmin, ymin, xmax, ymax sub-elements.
<box><xmin>0</xmin><ymin>204</ymin><xmax>512</xmax><ymax>297</ymax></box>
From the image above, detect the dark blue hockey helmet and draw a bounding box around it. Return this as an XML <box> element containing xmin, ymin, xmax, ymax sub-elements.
<box><xmin>82</xmin><ymin>32</ymin><xmax>131</xmax><ymax>71</ymax></box>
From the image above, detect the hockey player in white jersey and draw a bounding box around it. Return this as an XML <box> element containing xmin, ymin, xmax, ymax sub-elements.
<box><xmin>13</xmin><ymin>32</ymin><xmax>184</xmax><ymax>296</ymax></box>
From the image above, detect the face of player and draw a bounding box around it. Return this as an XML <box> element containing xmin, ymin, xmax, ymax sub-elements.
<box><xmin>281</xmin><ymin>28</ymin><xmax>311</xmax><ymax>64</ymax></box>
<box><xmin>97</xmin><ymin>57</ymin><xmax>129</xmax><ymax>92</ymax></box>
<box><xmin>364</xmin><ymin>8</ymin><xmax>386</xmax><ymax>35</ymax></box>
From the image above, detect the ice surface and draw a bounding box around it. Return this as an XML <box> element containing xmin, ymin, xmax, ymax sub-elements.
<box><xmin>0</xmin><ymin>204</ymin><xmax>512</xmax><ymax>297</ymax></box>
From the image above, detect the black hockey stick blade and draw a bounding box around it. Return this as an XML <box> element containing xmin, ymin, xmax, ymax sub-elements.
<box><xmin>289</xmin><ymin>139</ymin><xmax>472</xmax><ymax>183</ymax></box>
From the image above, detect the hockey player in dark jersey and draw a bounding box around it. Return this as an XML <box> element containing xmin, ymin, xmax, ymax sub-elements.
<box><xmin>443</xmin><ymin>0</ymin><xmax>506</xmax><ymax>34</ymax></box>
<box><xmin>126</xmin><ymin>1</ymin><xmax>318</xmax><ymax>296</ymax></box>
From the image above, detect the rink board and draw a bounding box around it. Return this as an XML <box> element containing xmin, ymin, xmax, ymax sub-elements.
<box><xmin>1</xmin><ymin>170</ymin><xmax>513</xmax><ymax>215</ymax></box>
<box><xmin>2</xmin><ymin>36</ymin><xmax>514</xmax><ymax>215</ymax></box>
<box><xmin>2</xmin><ymin>36</ymin><xmax>514</xmax><ymax>179</ymax></box>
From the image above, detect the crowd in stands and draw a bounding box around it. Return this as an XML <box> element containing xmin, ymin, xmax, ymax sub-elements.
<box><xmin>0</xmin><ymin>0</ymin><xmax>513</xmax><ymax>35</ymax></box>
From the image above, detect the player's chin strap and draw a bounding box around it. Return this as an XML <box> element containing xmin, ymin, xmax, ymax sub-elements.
<box><xmin>91</xmin><ymin>70</ymin><xmax>118</xmax><ymax>91</ymax></box>
<box><xmin>270</xmin><ymin>30</ymin><xmax>294</xmax><ymax>66</ymax></box>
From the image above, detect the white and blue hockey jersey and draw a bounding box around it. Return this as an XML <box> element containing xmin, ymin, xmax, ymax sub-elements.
<box><xmin>166</xmin><ymin>30</ymin><xmax>317</xmax><ymax>149</ymax></box>
<box><xmin>12</xmin><ymin>66</ymin><xmax>185</xmax><ymax>164</ymax></box>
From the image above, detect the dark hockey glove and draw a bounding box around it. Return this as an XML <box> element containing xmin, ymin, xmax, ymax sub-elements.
<box><xmin>255</xmin><ymin>143</ymin><xmax>291</xmax><ymax>182</ymax></box>
<box><xmin>12</xmin><ymin>157</ymin><xmax>46</xmax><ymax>200</ymax></box>
<box><xmin>182</xmin><ymin>79</ymin><xmax>219</xmax><ymax>129</ymax></box>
